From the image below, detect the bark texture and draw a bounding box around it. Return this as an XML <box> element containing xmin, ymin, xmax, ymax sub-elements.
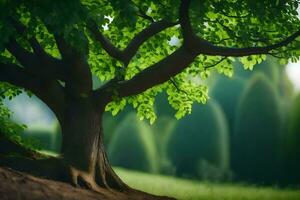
<box><xmin>60</xmin><ymin>96</ymin><xmax>128</xmax><ymax>191</ymax></box>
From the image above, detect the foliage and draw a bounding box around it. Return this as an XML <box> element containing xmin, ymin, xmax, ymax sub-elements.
<box><xmin>108</xmin><ymin>112</ymin><xmax>158</xmax><ymax>173</ymax></box>
<box><xmin>167</xmin><ymin>100</ymin><xmax>230</xmax><ymax>180</ymax></box>
<box><xmin>190</xmin><ymin>0</ymin><xmax>300</xmax><ymax>59</ymax></box>
<box><xmin>0</xmin><ymin>0</ymin><xmax>298</xmax><ymax>123</ymax></box>
<box><xmin>0</xmin><ymin>101</ymin><xmax>25</xmax><ymax>140</ymax></box>
<box><xmin>232</xmin><ymin>73</ymin><xmax>283</xmax><ymax>183</ymax></box>
<box><xmin>0</xmin><ymin>84</ymin><xmax>39</xmax><ymax>151</ymax></box>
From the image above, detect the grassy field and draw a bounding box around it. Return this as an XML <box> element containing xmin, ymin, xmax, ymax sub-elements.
<box><xmin>115</xmin><ymin>168</ymin><xmax>300</xmax><ymax>200</ymax></box>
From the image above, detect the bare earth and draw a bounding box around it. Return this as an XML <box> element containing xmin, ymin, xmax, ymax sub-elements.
<box><xmin>0</xmin><ymin>167</ymin><xmax>175</xmax><ymax>200</ymax></box>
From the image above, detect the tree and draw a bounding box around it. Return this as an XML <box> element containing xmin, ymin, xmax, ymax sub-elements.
<box><xmin>0</xmin><ymin>0</ymin><xmax>299</xmax><ymax>196</ymax></box>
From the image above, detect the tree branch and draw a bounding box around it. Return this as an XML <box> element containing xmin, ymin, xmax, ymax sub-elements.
<box><xmin>179</xmin><ymin>0</ymin><xmax>193</xmax><ymax>41</ymax></box>
<box><xmin>53</xmin><ymin>34</ymin><xmax>92</xmax><ymax>96</ymax></box>
<box><xmin>87</xmin><ymin>22</ymin><xmax>124</xmax><ymax>61</ymax></box>
<box><xmin>94</xmin><ymin>46</ymin><xmax>197</xmax><ymax>104</ymax></box>
<box><xmin>88</xmin><ymin>20</ymin><xmax>178</xmax><ymax>65</ymax></box>
<box><xmin>93</xmin><ymin>27</ymin><xmax>300</xmax><ymax>104</ymax></box>
<box><xmin>199</xmin><ymin>29</ymin><xmax>300</xmax><ymax>56</ymax></box>
<box><xmin>178</xmin><ymin>0</ymin><xmax>300</xmax><ymax>57</ymax></box>
<box><xmin>169</xmin><ymin>78</ymin><xmax>192</xmax><ymax>101</ymax></box>
<box><xmin>204</xmin><ymin>57</ymin><xmax>228</xmax><ymax>69</ymax></box>
<box><xmin>130</xmin><ymin>1</ymin><xmax>155</xmax><ymax>23</ymax></box>
<box><xmin>6</xmin><ymin>19</ymin><xmax>66</xmax><ymax>81</ymax></box>
<box><xmin>122</xmin><ymin>20</ymin><xmax>178</xmax><ymax>65</ymax></box>
<box><xmin>6</xmin><ymin>38</ymin><xmax>66</xmax><ymax>81</ymax></box>
<box><xmin>0</xmin><ymin>62</ymin><xmax>66</xmax><ymax>122</ymax></box>
<box><xmin>93</xmin><ymin>0</ymin><xmax>300</xmax><ymax>106</ymax></box>
<box><xmin>9</xmin><ymin>18</ymin><xmax>46</xmax><ymax>56</ymax></box>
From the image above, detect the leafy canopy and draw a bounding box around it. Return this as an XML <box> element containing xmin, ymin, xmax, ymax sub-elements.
<box><xmin>0</xmin><ymin>0</ymin><xmax>299</xmax><ymax>123</ymax></box>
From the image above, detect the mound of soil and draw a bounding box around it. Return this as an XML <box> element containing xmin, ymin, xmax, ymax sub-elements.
<box><xmin>0</xmin><ymin>167</ymin><xmax>175</xmax><ymax>200</ymax></box>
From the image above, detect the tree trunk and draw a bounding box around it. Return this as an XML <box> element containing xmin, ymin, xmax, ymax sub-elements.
<box><xmin>60</xmin><ymin>96</ymin><xmax>128</xmax><ymax>191</ymax></box>
<box><xmin>0</xmin><ymin>95</ymin><xmax>177</xmax><ymax>199</ymax></box>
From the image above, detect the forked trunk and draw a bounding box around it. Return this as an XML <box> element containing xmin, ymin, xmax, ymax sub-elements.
<box><xmin>61</xmin><ymin>96</ymin><xmax>128</xmax><ymax>191</ymax></box>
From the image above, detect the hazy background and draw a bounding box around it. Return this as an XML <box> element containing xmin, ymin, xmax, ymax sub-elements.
<box><xmin>4</xmin><ymin>58</ymin><xmax>300</xmax><ymax>186</ymax></box>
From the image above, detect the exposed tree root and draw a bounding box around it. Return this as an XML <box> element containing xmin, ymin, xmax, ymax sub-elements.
<box><xmin>0</xmin><ymin>137</ymin><xmax>176</xmax><ymax>199</ymax></box>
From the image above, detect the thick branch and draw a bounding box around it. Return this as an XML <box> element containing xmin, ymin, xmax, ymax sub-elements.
<box><xmin>6</xmin><ymin>39</ymin><xmax>66</xmax><ymax>81</ymax></box>
<box><xmin>6</xmin><ymin>39</ymin><xmax>35</xmax><ymax>68</ymax></box>
<box><xmin>117</xmin><ymin>47</ymin><xmax>197</xmax><ymax>97</ymax></box>
<box><xmin>87</xmin><ymin>22</ymin><xmax>123</xmax><ymax>61</ymax></box>
<box><xmin>122</xmin><ymin>20</ymin><xmax>178</xmax><ymax>65</ymax></box>
<box><xmin>0</xmin><ymin>63</ymin><xmax>38</xmax><ymax>92</ymax></box>
<box><xmin>178</xmin><ymin>0</ymin><xmax>300</xmax><ymax>56</ymax></box>
<box><xmin>93</xmin><ymin>0</ymin><xmax>300</xmax><ymax>106</ymax></box>
<box><xmin>179</xmin><ymin>0</ymin><xmax>193</xmax><ymax>41</ymax></box>
<box><xmin>94</xmin><ymin>29</ymin><xmax>300</xmax><ymax>104</ymax></box>
<box><xmin>179</xmin><ymin>0</ymin><xmax>207</xmax><ymax>53</ymax></box>
<box><xmin>199</xmin><ymin>29</ymin><xmax>300</xmax><ymax>56</ymax></box>
<box><xmin>9</xmin><ymin>18</ymin><xmax>45</xmax><ymax>56</ymax></box>
<box><xmin>88</xmin><ymin>20</ymin><xmax>177</xmax><ymax>65</ymax></box>
<box><xmin>54</xmin><ymin>34</ymin><xmax>92</xmax><ymax>96</ymax></box>
<box><xmin>7</xmin><ymin>19</ymin><xmax>66</xmax><ymax>81</ymax></box>
<box><xmin>0</xmin><ymin>62</ymin><xmax>66</xmax><ymax>122</ymax></box>
<box><xmin>94</xmin><ymin>46</ymin><xmax>197</xmax><ymax>103</ymax></box>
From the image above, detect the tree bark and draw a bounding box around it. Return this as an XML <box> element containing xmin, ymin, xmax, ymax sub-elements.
<box><xmin>60</xmin><ymin>96</ymin><xmax>128</xmax><ymax>191</ymax></box>
<box><xmin>0</xmin><ymin>96</ymin><xmax>176</xmax><ymax>199</ymax></box>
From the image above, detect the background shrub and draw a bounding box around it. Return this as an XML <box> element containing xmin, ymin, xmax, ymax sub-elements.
<box><xmin>232</xmin><ymin>73</ymin><xmax>283</xmax><ymax>183</ymax></box>
<box><xmin>108</xmin><ymin>112</ymin><xmax>158</xmax><ymax>173</ymax></box>
<box><xmin>281</xmin><ymin>94</ymin><xmax>300</xmax><ymax>185</ymax></box>
<box><xmin>167</xmin><ymin>100</ymin><xmax>230</xmax><ymax>181</ymax></box>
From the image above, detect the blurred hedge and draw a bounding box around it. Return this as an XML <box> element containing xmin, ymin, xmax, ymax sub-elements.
<box><xmin>166</xmin><ymin>100</ymin><xmax>230</xmax><ymax>181</ymax></box>
<box><xmin>108</xmin><ymin>113</ymin><xmax>158</xmax><ymax>173</ymax></box>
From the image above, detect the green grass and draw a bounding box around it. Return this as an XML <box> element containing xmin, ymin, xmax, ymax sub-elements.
<box><xmin>115</xmin><ymin>167</ymin><xmax>300</xmax><ymax>200</ymax></box>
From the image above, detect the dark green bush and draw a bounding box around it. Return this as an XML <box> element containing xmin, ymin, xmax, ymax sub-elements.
<box><xmin>103</xmin><ymin>112</ymin><xmax>119</xmax><ymax>147</ymax></box>
<box><xmin>52</xmin><ymin>122</ymin><xmax>62</xmax><ymax>153</ymax></box>
<box><xmin>233</xmin><ymin>73</ymin><xmax>283</xmax><ymax>183</ymax></box>
<box><xmin>103</xmin><ymin>105</ymin><xmax>133</xmax><ymax>147</ymax></box>
<box><xmin>282</xmin><ymin>94</ymin><xmax>300</xmax><ymax>184</ymax></box>
<box><xmin>166</xmin><ymin>100</ymin><xmax>230</xmax><ymax>180</ymax></box>
<box><xmin>210</xmin><ymin>75</ymin><xmax>246</xmax><ymax>133</ymax></box>
<box><xmin>22</xmin><ymin>125</ymin><xmax>58</xmax><ymax>152</ymax></box>
<box><xmin>152</xmin><ymin>116</ymin><xmax>177</xmax><ymax>174</ymax></box>
<box><xmin>107</xmin><ymin>112</ymin><xmax>157</xmax><ymax>173</ymax></box>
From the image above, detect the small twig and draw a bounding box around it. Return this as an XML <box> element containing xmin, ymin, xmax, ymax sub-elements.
<box><xmin>130</xmin><ymin>0</ymin><xmax>155</xmax><ymax>23</ymax></box>
<box><xmin>170</xmin><ymin>78</ymin><xmax>184</xmax><ymax>93</ymax></box>
<box><xmin>169</xmin><ymin>78</ymin><xmax>194</xmax><ymax>101</ymax></box>
<box><xmin>268</xmin><ymin>53</ymin><xmax>285</xmax><ymax>59</ymax></box>
<box><xmin>219</xmin><ymin>11</ymin><xmax>250</xmax><ymax>19</ymax></box>
<box><xmin>204</xmin><ymin>57</ymin><xmax>228</xmax><ymax>69</ymax></box>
